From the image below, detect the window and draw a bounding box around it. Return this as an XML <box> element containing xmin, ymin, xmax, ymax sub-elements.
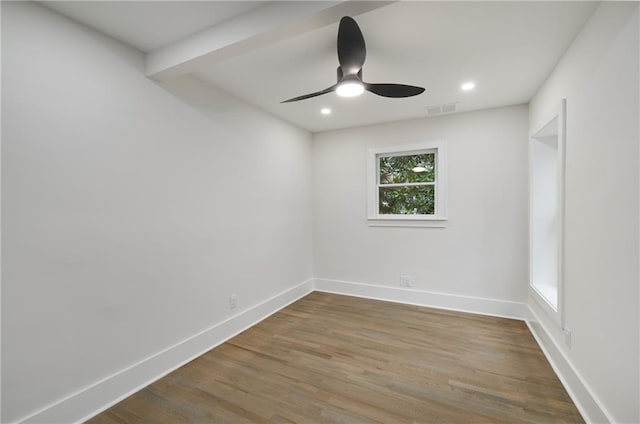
<box><xmin>530</xmin><ymin>99</ymin><xmax>566</xmax><ymax>326</ymax></box>
<box><xmin>367</xmin><ymin>140</ymin><xmax>447</xmax><ymax>227</ymax></box>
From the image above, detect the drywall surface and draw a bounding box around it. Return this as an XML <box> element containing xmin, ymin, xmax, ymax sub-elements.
<box><xmin>1</xmin><ymin>2</ymin><xmax>312</xmax><ymax>422</ymax></box>
<box><xmin>312</xmin><ymin>105</ymin><xmax>529</xmax><ymax>303</ymax></box>
<box><xmin>529</xmin><ymin>2</ymin><xmax>639</xmax><ymax>422</ymax></box>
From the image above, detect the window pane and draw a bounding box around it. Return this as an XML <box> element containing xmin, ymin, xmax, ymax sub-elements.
<box><xmin>379</xmin><ymin>153</ymin><xmax>435</xmax><ymax>184</ymax></box>
<box><xmin>379</xmin><ymin>185</ymin><xmax>435</xmax><ymax>215</ymax></box>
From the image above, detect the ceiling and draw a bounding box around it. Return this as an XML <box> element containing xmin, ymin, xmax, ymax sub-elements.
<box><xmin>42</xmin><ymin>1</ymin><xmax>265</xmax><ymax>52</ymax></box>
<box><xmin>40</xmin><ymin>1</ymin><xmax>598</xmax><ymax>132</ymax></box>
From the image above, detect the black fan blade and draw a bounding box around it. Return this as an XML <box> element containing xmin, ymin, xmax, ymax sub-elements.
<box><xmin>365</xmin><ymin>83</ymin><xmax>425</xmax><ymax>98</ymax></box>
<box><xmin>281</xmin><ymin>85</ymin><xmax>336</xmax><ymax>103</ymax></box>
<box><xmin>337</xmin><ymin>17</ymin><xmax>366</xmax><ymax>73</ymax></box>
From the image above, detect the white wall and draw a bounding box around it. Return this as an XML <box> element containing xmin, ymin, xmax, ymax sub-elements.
<box><xmin>529</xmin><ymin>2</ymin><xmax>639</xmax><ymax>422</ymax></box>
<box><xmin>1</xmin><ymin>2</ymin><xmax>313</xmax><ymax>422</ymax></box>
<box><xmin>312</xmin><ymin>105</ymin><xmax>529</xmax><ymax>303</ymax></box>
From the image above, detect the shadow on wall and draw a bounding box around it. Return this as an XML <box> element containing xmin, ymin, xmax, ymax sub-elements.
<box><xmin>157</xmin><ymin>75</ymin><xmax>294</xmax><ymax>139</ymax></box>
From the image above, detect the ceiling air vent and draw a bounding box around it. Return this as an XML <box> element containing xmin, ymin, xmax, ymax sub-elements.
<box><xmin>424</xmin><ymin>102</ymin><xmax>458</xmax><ymax>116</ymax></box>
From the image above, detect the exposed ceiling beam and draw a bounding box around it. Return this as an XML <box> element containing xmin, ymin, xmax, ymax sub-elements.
<box><xmin>145</xmin><ymin>1</ymin><xmax>393</xmax><ymax>80</ymax></box>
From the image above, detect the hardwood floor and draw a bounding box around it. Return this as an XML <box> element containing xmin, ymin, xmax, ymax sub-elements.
<box><xmin>88</xmin><ymin>292</ymin><xmax>583</xmax><ymax>423</ymax></box>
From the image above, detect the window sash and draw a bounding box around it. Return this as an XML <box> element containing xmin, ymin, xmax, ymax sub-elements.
<box><xmin>378</xmin><ymin>147</ymin><xmax>437</xmax><ymax>158</ymax></box>
<box><xmin>377</xmin><ymin>182</ymin><xmax>435</xmax><ymax>188</ymax></box>
<box><xmin>376</xmin><ymin>150</ymin><xmax>438</xmax><ymax>216</ymax></box>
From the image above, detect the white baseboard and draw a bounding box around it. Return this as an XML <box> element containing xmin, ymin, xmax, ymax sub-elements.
<box><xmin>18</xmin><ymin>279</ymin><xmax>314</xmax><ymax>424</ymax></box>
<box><xmin>525</xmin><ymin>305</ymin><xmax>613</xmax><ymax>424</ymax></box>
<box><xmin>313</xmin><ymin>278</ymin><xmax>528</xmax><ymax>320</ymax></box>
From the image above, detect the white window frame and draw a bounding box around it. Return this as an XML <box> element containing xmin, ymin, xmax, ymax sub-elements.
<box><xmin>367</xmin><ymin>140</ymin><xmax>447</xmax><ymax>228</ymax></box>
<box><xmin>529</xmin><ymin>99</ymin><xmax>566</xmax><ymax>328</ymax></box>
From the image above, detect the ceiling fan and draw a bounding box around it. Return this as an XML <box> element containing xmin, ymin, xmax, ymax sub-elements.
<box><xmin>282</xmin><ymin>16</ymin><xmax>425</xmax><ymax>103</ymax></box>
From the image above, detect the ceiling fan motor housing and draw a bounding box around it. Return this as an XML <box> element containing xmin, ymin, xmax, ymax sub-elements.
<box><xmin>337</xmin><ymin>67</ymin><xmax>363</xmax><ymax>82</ymax></box>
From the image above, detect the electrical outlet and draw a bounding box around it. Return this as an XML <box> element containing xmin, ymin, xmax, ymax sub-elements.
<box><xmin>229</xmin><ymin>294</ymin><xmax>238</xmax><ymax>309</ymax></box>
<box><xmin>563</xmin><ymin>327</ymin><xmax>572</xmax><ymax>348</ymax></box>
<box><xmin>400</xmin><ymin>275</ymin><xmax>412</xmax><ymax>287</ymax></box>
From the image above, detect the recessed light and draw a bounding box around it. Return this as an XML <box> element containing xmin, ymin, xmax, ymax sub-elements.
<box><xmin>461</xmin><ymin>81</ymin><xmax>475</xmax><ymax>91</ymax></box>
<box><xmin>412</xmin><ymin>166</ymin><xmax>427</xmax><ymax>173</ymax></box>
<box><xmin>320</xmin><ymin>108</ymin><xmax>331</xmax><ymax>115</ymax></box>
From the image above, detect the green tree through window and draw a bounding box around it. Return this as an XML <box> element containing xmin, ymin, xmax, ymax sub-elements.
<box><xmin>378</xmin><ymin>152</ymin><xmax>436</xmax><ymax>215</ymax></box>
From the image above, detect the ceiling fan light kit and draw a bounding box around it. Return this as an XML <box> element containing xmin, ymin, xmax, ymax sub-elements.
<box><xmin>336</xmin><ymin>82</ymin><xmax>364</xmax><ymax>98</ymax></box>
<box><xmin>282</xmin><ymin>16</ymin><xmax>425</xmax><ymax>103</ymax></box>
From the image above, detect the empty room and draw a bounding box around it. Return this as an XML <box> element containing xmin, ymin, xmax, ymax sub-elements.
<box><xmin>1</xmin><ymin>1</ymin><xmax>639</xmax><ymax>423</ymax></box>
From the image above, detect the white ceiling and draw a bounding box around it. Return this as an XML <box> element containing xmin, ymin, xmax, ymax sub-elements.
<box><xmin>42</xmin><ymin>1</ymin><xmax>265</xmax><ymax>52</ymax></box>
<box><xmin>40</xmin><ymin>1</ymin><xmax>598</xmax><ymax>132</ymax></box>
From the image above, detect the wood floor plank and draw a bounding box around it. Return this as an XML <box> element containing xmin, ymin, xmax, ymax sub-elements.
<box><xmin>87</xmin><ymin>292</ymin><xmax>584</xmax><ymax>423</ymax></box>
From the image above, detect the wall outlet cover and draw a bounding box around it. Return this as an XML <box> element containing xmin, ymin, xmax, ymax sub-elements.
<box><xmin>563</xmin><ymin>327</ymin><xmax>572</xmax><ymax>348</ymax></box>
<box><xmin>400</xmin><ymin>275</ymin><xmax>412</xmax><ymax>287</ymax></box>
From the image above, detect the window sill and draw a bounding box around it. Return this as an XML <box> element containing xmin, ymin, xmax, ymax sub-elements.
<box><xmin>530</xmin><ymin>285</ymin><xmax>561</xmax><ymax>326</ymax></box>
<box><xmin>367</xmin><ymin>216</ymin><xmax>448</xmax><ymax>228</ymax></box>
